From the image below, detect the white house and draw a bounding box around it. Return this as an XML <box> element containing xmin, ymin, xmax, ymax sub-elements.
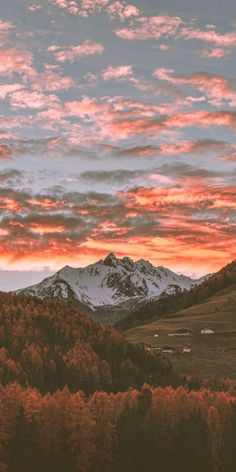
<box><xmin>168</xmin><ymin>328</ymin><xmax>192</xmax><ymax>337</ymax></box>
<box><xmin>182</xmin><ymin>346</ymin><xmax>192</xmax><ymax>354</ymax></box>
<box><xmin>201</xmin><ymin>328</ymin><xmax>214</xmax><ymax>334</ymax></box>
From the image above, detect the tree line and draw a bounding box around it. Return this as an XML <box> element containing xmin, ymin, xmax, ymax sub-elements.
<box><xmin>1</xmin><ymin>291</ymin><xmax>236</xmax><ymax>471</ymax></box>
<box><xmin>0</xmin><ymin>383</ymin><xmax>236</xmax><ymax>472</ymax></box>
<box><xmin>0</xmin><ymin>293</ymin><xmax>175</xmax><ymax>394</ymax></box>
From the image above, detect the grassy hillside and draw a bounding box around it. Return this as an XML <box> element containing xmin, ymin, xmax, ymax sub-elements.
<box><xmin>126</xmin><ymin>283</ymin><xmax>236</xmax><ymax>380</ymax></box>
<box><xmin>117</xmin><ymin>260</ymin><xmax>236</xmax><ymax>330</ymax></box>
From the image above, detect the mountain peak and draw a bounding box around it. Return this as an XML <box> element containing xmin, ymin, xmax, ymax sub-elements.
<box><xmin>60</xmin><ymin>264</ymin><xmax>72</xmax><ymax>271</ymax></box>
<box><xmin>121</xmin><ymin>256</ymin><xmax>135</xmax><ymax>270</ymax></box>
<box><xmin>103</xmin><ymin>252</ymin><xmax>118</xmax><ymax>267</ymax></box>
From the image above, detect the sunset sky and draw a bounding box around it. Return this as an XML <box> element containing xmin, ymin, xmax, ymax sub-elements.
<box><xmin>0</xmin><ymin>0</ymin><xmax>236</xmax><ymax>289</ymax></box>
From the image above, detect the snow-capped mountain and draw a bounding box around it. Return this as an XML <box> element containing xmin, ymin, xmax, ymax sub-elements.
<box><xmin>17</xmin><ymin>253</ymin><xmax>208</xmax><ymax>324</ymax></box>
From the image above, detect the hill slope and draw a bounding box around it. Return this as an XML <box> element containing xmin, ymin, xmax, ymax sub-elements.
<box><xmin>0</xmin><ymin>292</ymin><xmax>175</xmax><ymax>394</ymax></box>
<box><xmin>16</xmin><ymin>253</ymin><xmax>206</xmax><ymax>324</ymax></box>
<box><xmin>125</xmin><ymin>283</ymin><xmax>236</xmax><ymax>381</ymax></box>
<box><xmin>117</xmin><ymin>260</ymin><xmax>236</xmax><ymax>330</ymax></box>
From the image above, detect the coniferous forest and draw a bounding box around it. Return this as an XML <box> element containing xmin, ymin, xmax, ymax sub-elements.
<box><xmin>1</xmin><ymin>292</ymin><xmax>236</xmax><ymax>472</ymax></box>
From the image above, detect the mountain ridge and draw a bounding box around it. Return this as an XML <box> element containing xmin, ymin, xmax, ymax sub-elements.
<box><xmin>16</xmin><ymin>253</ymin><xmax>207</xmax><ymax>324</ymax></box>
<box><xmin>117</xmin><ymin>260</ymin><xmax>236</xmax><ymax>330</ymax></box>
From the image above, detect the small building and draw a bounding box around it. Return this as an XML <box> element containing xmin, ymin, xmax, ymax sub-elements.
<box><xmin>182</xmin><ymin>345</ymin><xmax>192</xmax><ymax>354</ymax></box>
<box><xmin>168</xmin><ymin>328</ymin><xmax>192</xmax><ymax>337</ymax></box>
<box><xmin>161</xmin><ymin>346</ymin><xmax>176</xmax><ymax>354</ymax></box>
<box><xmin>154</xmin><ymin>333</ymin><xmax>159</xmax><ymax>338</ymax></box>
<box><xmin>201</xmin><ymin>328</ymin><xmax>214</xmax><ymax>335</ymax></box>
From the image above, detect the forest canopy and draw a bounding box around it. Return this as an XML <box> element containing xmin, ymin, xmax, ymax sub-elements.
<box><xmin>1</xmin><ymin>292</ymin><xmax>236</xmax><ymax>472</ymax></box>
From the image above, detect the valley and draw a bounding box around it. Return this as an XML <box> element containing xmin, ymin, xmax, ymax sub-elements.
<box><xmin>126</xmin><ymin>284</ymin><xmax>236</xmax><ymax>380</ymax></box>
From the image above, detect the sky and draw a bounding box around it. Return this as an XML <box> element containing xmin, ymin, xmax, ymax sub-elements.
<box><xmin>0</xmin><ymin>0</ymin><xmax>236</xmax><ymax>289</ymax></box>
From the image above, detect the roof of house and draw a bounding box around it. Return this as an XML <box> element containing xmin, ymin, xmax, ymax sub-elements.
<box><xmin>175</xmin><ymin>328</ymin><xmax>192</xmax><ymax>333</ymax></box>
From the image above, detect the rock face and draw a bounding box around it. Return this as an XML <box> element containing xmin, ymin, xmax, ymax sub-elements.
<box><xmin>17</xmin><ymin>253</ymin><xmax>206</xmax><ymax>324</ymax></box>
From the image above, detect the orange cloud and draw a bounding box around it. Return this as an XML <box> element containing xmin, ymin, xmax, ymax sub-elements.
<box><xmin>30</xmin><ymin>224</ymin><xmax>66</xmax><ymax>234</ymax></box>
<box><xmin>1</xmin><ymin>176</ymin><xmax>234</xmax><ymax>276</ymax></box>
<box><xmin>119</xmin><ymin>184</ymin><xmax>236</xmax><ymax>212</ymax></box>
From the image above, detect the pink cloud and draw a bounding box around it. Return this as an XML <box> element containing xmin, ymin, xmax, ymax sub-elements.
<box><xmin>179</xmin><ymin>26</ymin><xmax>236</xmax><ymax>56</ymax></box>
<box><xmin>118</xmin><ymin>139</ymin><xmax>232</xmax><ymax>158</ymax></box>
<box><xmin>0</xmin><ymin>20</ymin><xmax>13</xmax><ymax>45</ymax></box>
<box><xmin>180</xmin><ymin>26</ymin><xmax>236</xmax><ymax>48</ymax></box>
<box><xmin>157</xmin><ymin>140</ymin><xmax>231</xmax><ymax>156</ymax></box>
<box><xmin>153</xmin><ymin>68</ymin><xmax>174</xmax><ymax>81</ymax></box>
<box><xmin>0</xmin><ymin>84</ymin><xmax>23</xmax><ymax>100</ymax></box>
<box><xmin>0</xmin><ymin>20</ymin><xmax>13</xmax><ymax>31</ymax></box>
<box><xmin>9</xmin><ymin>90</ymin><xmax>60</xmax><ymax>110</ymax></box>
<box><xmin>105</xmin><ymin>109</ymin><xmax>236</xmax><ymax>141</ymax></box>
<box><xmin>0</xmin><ymin>144</ymin><xmax>12</xmax><ymax>160</ymax></box>
<box><xmin>30</xmin><ymin>70</ymin><xmax>75</xmax><ymax>92</ymax></box>
<box><xmin>114</xmin><ymin>14</ymin><xmax>236</xmax><ymax>57</ymax></box>
<box><xmin>102</xmin><ymin>65</ymin><xmax>133</xmax><ymax>80</ymax></box>
<box><xmin>36</xmin><ymin>91</ymin><xmax>236</xmax><ymax>146</ymax></box>
<box><xmin>83</xmin><ymin>72</ymin><xmax>98</xmax><ymax>83</ymax></box>
<box><xmin>28</xmin><ymin>4</ymin><xmax>42</xmax><ymax>11</ymax></box>
<box><xmin>48</xmin><ymin>0</ymin><xmax>80</xmax><ymax>15</ymax></box>
<box><xmin>106</xmin><ymin>118</ymin><xmax>163</xmax><ymax>140</ymax></box>
<box><xmin>107</xmin><ymin>1</ymin><xmax>140</xmax><ymax>21</ymax></box>
<box><xmin>37</xmin><ymin>103</ymin><xmax>66</xmax><ymax>124</ymax></box>
<box><xmin>220</xmin><ymin>152</ymin><xmax>236</xmax><ymax>161</ymax></box>
<box><xmin>49</xmin><ymin>0</ymin><xmax>141</xmax><ymax>19</ymax></box>
<box><xmin>48</xmin><ymin>40</ymin><xmax>104</xmax><ymax>62</ymax></box>
<box><xmin>153</xmin><ymin>68</ymin><xmax>236</xmax><ymax>107</ymax></box>
<box><xmin>49</xmin><ymin>0</ymin><xmax>110</xmax><ymax>16</ymax></box>
<box><xmin>149</xmin><ymin>173</ymin><xmax>173</xmax><ymax>184</ymax></box>
<box><xmin>157</xmin><ymin>44</ymin><xmax>170</xmax><ymax>51</ymax></box>
<box><xmin>201</xmin><ymin>47</ymin><xmax>228</xmax><ymax>58</ymax></box>
<box><xmin>80</xmin><ymin>0</ymin><xmax>110</xmax><ymax>15</ymax></box>
<box><xmin>165</xmin><ymin>110</ymin><xmax>236</xmax><ymax>130</ymax></box>
<box><xmin>187</xmin><ymin>96</ymin><xmax>205</xmax><ymax>103</ymax></box>
<box><xmin>61</xmin><ymin>96</ymin><xmax>164</xmax><ymax>144</ymax></box>
<box><xmin>116</xmin><ymin>15</ymin><xmax>182</xmax><ymax>40</ymax></box>
<box><xmin>0</xmin><ymin>47</ymin><xmax>34</xmax><ymax>77</ymax></box>
<box><xmin>65</xmin><ymin>96</ymin><xmax>107</xmax><ymax>117</ymax></box>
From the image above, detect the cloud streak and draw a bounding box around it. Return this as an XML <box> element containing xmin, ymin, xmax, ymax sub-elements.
<box><xmin>48</xmin><ymin>40</ymin><xmax>104</xmax><ymax>62</ymax></box>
